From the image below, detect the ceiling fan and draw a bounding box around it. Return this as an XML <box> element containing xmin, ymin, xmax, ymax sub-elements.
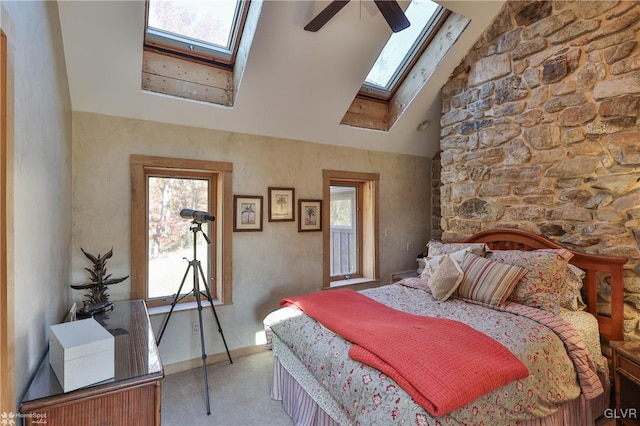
<box><xmin>304</xmin><ymin>0</ymin><xmax>411</xmax><ymax>33</ymax></box>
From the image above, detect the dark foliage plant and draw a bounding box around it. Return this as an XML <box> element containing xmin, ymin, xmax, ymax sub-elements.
<box><xmin>71</xmin><ymin>248</ymin><xmax>129</xmax><ymax>304</ymax></box>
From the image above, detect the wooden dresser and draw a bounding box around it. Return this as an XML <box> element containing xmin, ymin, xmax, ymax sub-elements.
<box><xmin>20</xmin><ymin>300</ymin><xmax>164</xmax><ymax>426</ymax></box>
<box><xmin>611</xmin><ymin>341</ymin><xmax>640</xmax><ymax>426</ymax></box>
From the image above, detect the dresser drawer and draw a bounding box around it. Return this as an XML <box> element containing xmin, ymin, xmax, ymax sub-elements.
<box><xmin>619</xmin><ymin>355</ymin><xmax>640</xmax><ymax>385</ymax></box>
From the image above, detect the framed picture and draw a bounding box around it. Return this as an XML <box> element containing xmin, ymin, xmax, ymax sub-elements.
<box><xmin>268</xmin><ymin>187</ymin><xmax>295</xmax><ymax>222</ymax></box>
<box><xmin>298</xmin><ymin>199</ymin><xmax>322</xmax><ymax>232</ymax></box>
<box><xmin>233</xmin><ymin>195</ymin><xmax>263</xmax><ymax>232</ymax></box>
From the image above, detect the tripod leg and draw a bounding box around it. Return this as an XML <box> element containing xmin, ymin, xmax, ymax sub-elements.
<box><xmin>156</xmin><ymin>263</ymin><xmax>192</xmax><ymax>345</ymax></box>
<box><xmin>193</xmin><ymin>272</ymin><xmax>212</xmax><ymax>415</ymax></box>
<box><xmin>197</xmin><ymin>262</ymin><xmax>233</xmax><ymax>364</ymax></box>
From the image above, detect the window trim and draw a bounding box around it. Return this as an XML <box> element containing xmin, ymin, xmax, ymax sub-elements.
<box><xmin>0</xmin><ymin>30</ymin><xmax>15</xmax><ymax>414</ymax></box>
<box><xmin>131</xmin><ymin>155</ymin><xmax>233</xmax><ymax>307</ymax></box>
<box><xmin>322</xmin><ymin>170</ymin><xmax>379</xmax><ymax>289</ymax></box>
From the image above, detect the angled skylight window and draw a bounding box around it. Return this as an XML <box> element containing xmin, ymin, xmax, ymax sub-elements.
<box><xmin>361</xmin><ymin>0</ymin><xmax>448</xmax><ymax>99</ymax></box>
<box><xmin>145</xmin><ymin>0</ymin><xmax>248</xmax><ymax>64</ymax></box>
<box><xmin>142</xmin><ymin>0</ymin><xmax>260</xmax><ymax>107</ymax></box>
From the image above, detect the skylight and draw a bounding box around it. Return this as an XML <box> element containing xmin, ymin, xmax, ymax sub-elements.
<box><xmin>142</xmin><ymin>0</ymin><xmax>260</xmax><ymax>107</ymax></box>
<box><xmin>361</xmin><ymin>0</ymin><xmax>447</xmax><ymax>99</ymax></box>
<box><xmin>145</xmin><ymin>0</ymin><xmax>247</xmax><ymax>64</ymax></box>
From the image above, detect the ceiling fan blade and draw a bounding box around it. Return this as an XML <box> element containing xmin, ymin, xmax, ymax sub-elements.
<box><xmin>374</xmin><ymin>0</ymin><xmax>410</xmax><ymax>33</ymax></box>
<box><xmin>304</xmin><ymin>0</ymin><xmax>350</xmax><ymax>32</ymax></box>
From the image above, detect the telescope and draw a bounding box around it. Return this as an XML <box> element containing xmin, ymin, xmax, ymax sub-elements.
<box><xmin>180</xmin><ymin>209</ymin><xmax>215</xmax><ymax>223</ymax></box>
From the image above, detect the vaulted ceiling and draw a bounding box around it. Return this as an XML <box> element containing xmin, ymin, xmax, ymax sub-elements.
<box><xmin>57</xmin><ymin>0</ymin><xmax>505</xmax><ymax>158</ymax></box>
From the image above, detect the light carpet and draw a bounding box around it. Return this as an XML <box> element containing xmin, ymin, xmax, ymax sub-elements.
<box><xmin>162</xmin><ymin>351</ymin><xmax>294</xmax><ymax>426</ymax></box>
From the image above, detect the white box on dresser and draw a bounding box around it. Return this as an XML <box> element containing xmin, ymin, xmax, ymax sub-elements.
<box><xmin>49</xmin><ymin>317</ymin><xmax>115</xmax><ymax>392</ymax></box>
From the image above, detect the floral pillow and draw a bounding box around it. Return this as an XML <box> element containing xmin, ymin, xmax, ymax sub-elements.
<box><xmin>427</xmin><ymin>240</ymin><xmax>488</xmax><ymax>258</ymax></box>
<box><xmin>558</xmin><ymin>264</ymin><xmax>587</xmax><ymax>311</ymax></box>
<box><xmin>486</xmin><ymin>249</ymin><xmax>573</xmax><ymax>313</ymax></box>
<box><xmin>537</xmin><ymin>248</ymin><xmax>586</xmax><ymax>311</ymax></box>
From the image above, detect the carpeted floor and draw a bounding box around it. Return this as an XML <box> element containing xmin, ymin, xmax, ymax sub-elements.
<box><xmin>161</xmin><ymin>350</ymin><xmax>294</xmax><ymax>426</ymax></box>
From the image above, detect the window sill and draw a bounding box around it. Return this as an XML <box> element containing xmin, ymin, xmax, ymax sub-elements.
<box><xmin>326</xmin><ymin>277</ymin><xmax>379</xmax><ymax>289</ymax></box>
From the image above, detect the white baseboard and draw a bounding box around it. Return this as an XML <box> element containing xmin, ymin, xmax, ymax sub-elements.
<box><xmin>163</xmin><ymin>344</ymin><xmax>269</xmax><ymax>375</ymax></box>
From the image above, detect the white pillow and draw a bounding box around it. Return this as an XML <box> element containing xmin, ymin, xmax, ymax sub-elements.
<box><xmin>420</xmin><ymin>248</ymin><xmax>470</xmax><ymax>282</ymax></box>
<box><xmin>427</xmin><ymin>255</ymin><xmax>464</xmax><ymax>302</ymax></box>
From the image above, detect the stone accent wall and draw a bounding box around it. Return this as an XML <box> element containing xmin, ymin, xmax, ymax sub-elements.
<box><xmin>431</xmin><ymin>151</ymin><xmax>443</xmax><ymax>242</ymax></box>
<box><xmin>440</xmin><ymin>0</ymin><xmax>640</xmax><ymax>342</ymax></box>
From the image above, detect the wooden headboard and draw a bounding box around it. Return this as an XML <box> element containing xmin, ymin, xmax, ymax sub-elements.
<box><xmin>463</xmin><ymin>228</ymin><xmax>627</xmax><ymax>342</ymax></box>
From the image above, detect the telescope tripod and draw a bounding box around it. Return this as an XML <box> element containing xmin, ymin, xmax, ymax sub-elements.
<box><xmin>156</xmin><ymin>221</ymin><xmax>232</xmax><ymax>415</ymax></box>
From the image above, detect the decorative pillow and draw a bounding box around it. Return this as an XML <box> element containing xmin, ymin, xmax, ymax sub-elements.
<box><xmin>427</xmin><ymin>240</ymin><xmax>488</xmax><ymax>258</ymax></box>
<box><xmin>558</xmin><ymin>264</ymin><xmax>587</xmax><ymax>311</ymax></box>
<box><xmin>427</xmin><ymin>255</ymin><xmax>464</xmax><ymax>302</ymax></box>
<box><xmin>416</xmin><ymin>257</ymin><xmax>426</xmax><ymax>276</ymax></box>
<box><xmin>420</xmin><ymin>248</ymin><xmax>470</xmax><ymax>282</ymax></box>
<box><xmin>538</xmin><ymin>247</ymin><xmax>574</xmax><ymax>261</ymax></box>
<box><xmin>457</xmin><ymin>253</ymin><xmax>527</xmax><ymax>306</ymax></box>
<box><xmin>486</xmin><ymin>249</ymin><xmax>573</xmax><ymax>313</ymax></box>
<box><xmin>420</xmin><ymin>263</ymin><xmax>432</xmax><ymax>282</ymax></box>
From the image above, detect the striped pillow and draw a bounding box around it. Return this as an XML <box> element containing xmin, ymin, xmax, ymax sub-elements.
<box><xmin>458</xmin><ymin>253</ymin><xmax>527</xmax><ymax>306</ymax></box>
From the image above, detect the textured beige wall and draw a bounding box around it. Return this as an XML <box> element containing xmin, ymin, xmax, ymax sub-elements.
<box><xmin>1</xmin><ymin>0</ymin><xmax>72</xmax><ymax>402</ymax></box>
<box><xmin>72</xmin><ymin>112</ymin><xmax>430</xmax><ymax>365</ymax></box>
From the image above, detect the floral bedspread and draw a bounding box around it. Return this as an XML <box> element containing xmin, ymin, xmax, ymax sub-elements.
<box><xmin>269</xmin><ymin>281</ymin><xmax>601</xmax><ymax>425</ymax></box>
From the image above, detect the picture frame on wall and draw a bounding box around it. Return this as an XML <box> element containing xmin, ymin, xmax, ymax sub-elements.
<box><xmin>233</xmin><ymin>195</ymin><xmax>263</xmax><ymax>232</ymax></box>
<box><xmin>268</xmin><ymin>187</ymin><xmax>295</xmax><ymax>222</ymax></box>
<box><xmin>298</xmin><ymin>199</ymin><xmax>322</xmax><ymax>232</ymax></box>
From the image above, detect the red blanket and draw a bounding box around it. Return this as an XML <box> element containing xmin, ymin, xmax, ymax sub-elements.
<box><xmin>280</xmin><ymin>289</ymin><xmax>529</xmax><ymax>417</ymax></box>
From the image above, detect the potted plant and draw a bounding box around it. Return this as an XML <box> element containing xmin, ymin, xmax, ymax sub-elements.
<box><xmin>71</xmin><ymin>248</ymin><xmax>128</xmax><ymax>318</ymax></box>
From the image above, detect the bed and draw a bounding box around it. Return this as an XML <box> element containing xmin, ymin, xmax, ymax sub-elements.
<box><xmin>264</xmin><ymin>228</ymin><xmax>627</xmax><ymax>426</ymax></box>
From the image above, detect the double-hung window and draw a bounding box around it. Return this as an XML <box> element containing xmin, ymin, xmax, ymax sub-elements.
<box><xmin>131</xmin><ymin>155</ymin><xmax>233</xmax><ymax>307</ymax></box>
<box><xmin>323</xmin><ymin>170</ymin><xmax>379</xmax><ymax>288</ymax></box>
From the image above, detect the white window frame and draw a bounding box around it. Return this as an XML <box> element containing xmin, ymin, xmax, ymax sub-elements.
<box><xmin>144</xmin><ymin>0</ymin><xmax>250</xmax><ymax>65</ymax></box>
<box><xmin>360</xmin><ymin>2</ymin><xmax>449</xmax><ymax>100</ymax></box>
<box><xmin>329</xmin><ymin>183</ymin><xmax>362</xmax><ymax>280</ymax></box>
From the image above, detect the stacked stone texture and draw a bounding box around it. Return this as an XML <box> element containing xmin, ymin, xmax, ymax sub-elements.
<box><xmin>431</xmin><ymin>152</ymin><xmax>443</xmax><ymax>241</ymax></box>
<box><xmin>439</xmin><ymin>0</ymin><xmax>640</xmax><ymax>342</ymax></box>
